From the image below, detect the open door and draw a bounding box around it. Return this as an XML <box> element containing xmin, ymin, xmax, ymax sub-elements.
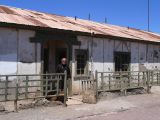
<box><xmin>43</xmin><ymin>48</ymin><xmax>49</xmax><ymax>73</ymax></box>
<box><xmin>55</xmin><ymin>48</ymin><xmax>67</xmax><ymax>69</ymax></box>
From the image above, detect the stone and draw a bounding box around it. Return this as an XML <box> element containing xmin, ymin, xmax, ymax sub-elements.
<box><xmin>0</xmin><ymin>104</ymin><xmax>5</xmax><ymax>112</ymax></box>
<box><xmin>82</xmin><ymin>90</ymin><xmax>96</xmax><ymax>104</ymax></box>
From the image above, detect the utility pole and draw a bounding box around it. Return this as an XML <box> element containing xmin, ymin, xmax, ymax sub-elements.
<box><xmin>105</xmin><ymin>17</ymin><xmax>107</xmax><ymax>23</ymax></box>
<box><xmin>88</xmin><ymin>13</ymin><xmax>91</xmax><ymax>20</ymax></box>
<box><xmin>148</xmin><ymin>0</ymin><xmax>150</xmax><ymax>31</ymax></box>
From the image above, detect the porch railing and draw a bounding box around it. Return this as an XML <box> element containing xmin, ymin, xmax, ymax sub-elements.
<box><xmin>95</xmin><ymin>70</ymin><xmax>160</xmax><ymax>97</ymax></box>
<box><xmin>74</xmin><ymin>75</ymin><xmax>95</xmax><ymax>94</ymax></box>
<box><xmin>0</xmin><ymin>72</ymin><xmax>67</xmax><ymax>111</ymax></box>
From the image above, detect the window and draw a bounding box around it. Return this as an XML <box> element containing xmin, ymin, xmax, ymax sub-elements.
<box><xmin>75</xmin><ymin>49</ymin><xmax>88</xmax><ymax>75</ymax></box>
<box><xmin>114</xmin><ymin>52</ymin><xmax>131</xmax><ymax>71</ymax></box>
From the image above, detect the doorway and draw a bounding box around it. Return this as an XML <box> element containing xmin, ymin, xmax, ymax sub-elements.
<box><xmin>42</xmin><ymin>40</ymin><xmax>68</xmax><ymax>73</ymax></box>
<box><xmin>114</xmin><ymin>52</ymin><xmax>131</xmax><ymax>71</ymax></box>
<box><xmin>55</xmin><ymin>48</ymin><xmax>67</xmax><ymax>70</ymax></box>
<box><xmin>43</xmin><ymin>46</ymin><xmax>49</xmax><ymax>73</ymax></box>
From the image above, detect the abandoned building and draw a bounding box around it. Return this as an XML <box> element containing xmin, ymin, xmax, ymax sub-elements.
<box><xmin>1</xmin><ymin>5</ymin><xmax>160</xmax><ymax>94</ymax></box>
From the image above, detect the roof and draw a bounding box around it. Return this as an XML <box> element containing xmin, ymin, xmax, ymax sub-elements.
<box><xmin>0</xmin><ymin>5</ymin><xmax>160</xmax><ymax>43</ymax></box>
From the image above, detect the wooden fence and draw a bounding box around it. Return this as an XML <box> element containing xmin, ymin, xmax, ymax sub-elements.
<box><xmin>74</xmin><ymin>75</ymin><xmax>95</xmax><ymax>94</ymax></box>
<box><xmin>0</xmin><ymin>72</ymin><xmax>67</xmax><ymax>111</ymax></box>
<box><xmin>95</xmin><ymin>70</ymin><xmax>160</xmax><ymax>98</ymax></box>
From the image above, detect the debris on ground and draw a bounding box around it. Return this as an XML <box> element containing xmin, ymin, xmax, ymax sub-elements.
<box><xmin>67</xmin><ymin>96</ymin><xmax>83</xmax><ymax>105</ymax></box>
<box><xmin>127</xmin><ymin>88</ymin><xmax>147</xmax><ymax>95</ymax></box>
<box><xmin>99</xmin><ymin>88</ymin><xmax>147</xmax><ymax>100</ymax></box>
<box><xmin>82</xmin><ymin>90</ymin><xmax>96</xmax><ymax>104</ymax></box>
<box><xmin>0</xmin><ymin>104</ymin><xmax>5</xmax><ymax>112</ymax></box>
<box><xmin>19</xmin><ymin>98</ymin><xmax>63</xmax><ymax>110</ymax></box>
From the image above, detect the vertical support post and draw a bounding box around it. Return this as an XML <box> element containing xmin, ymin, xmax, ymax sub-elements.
<box><xmin>109</xmin><ymin>74</ymin><xmax>111</xmax><ymax>90</ymax></box>
<box><xmin>64</xmin><ymin>71</ymin><xmax>67</xmax><ymax>107</ymax></box>
<box><xmin>124</xmin><ymin>77</ymin><xmax>127</xmax><ymax>96</ymax></box>
<box><xmin>25</xmin><ymin>76</ymin><xmax>29</xmax><ymax>99</ymax></box>
<box><xmin>95</xmin><ymin>70</ymin><xmax>98</xmax><ymax>102</ymax></box>
<box><xmin>158</xmin><ymin>72</ymin><xmax>159</xmax><ymax>85</ymax></box>
<box><xmin>147</xmin><ymin>71</ymin><xmax>151</xmax><ymax>94</ymax></box>
<box><xmin>45</xmin><ymin>76</ymin><xmax>48</xmax><ymax>97</ymax></box>
<box><xmin>151</xmin><ymin>71</ymin><xmax>154</xmax><ymax>85</ymax></box>
<box><xmin>14</xmin><ymin>100</ymin><xmax>18</xmax><ymax>112</ymax></box>
<box><xmin>50</xmin><ymin>83</ymin><xmax>52</xmax><ymax>91</ymax></box>
<box><xmin>138</xmin><ymin>72</ymin><xmax>140</xmax><ymax>86</ymax></box>
<box><xmin>124</xmin><ymin>72</ymin><xmax>127</xmax><ymax>96</ymax></box>
<box><xmin>56</xmin><ymin>75</ymin><xmax>59</xmax><ymax>95</ymax></box>
<box><xmin>14</xmin><ymin>82</ymin><xmax>18</xmax><ymax>112</ymax></box>
<box><xmin>128</xmin><ymin>72</ymin><xmax>130</xmax><ymax>87</ymax></box>
<box><xmin>159</xmin><ymin>72</ymin><xmax>160</xmax><ymax>85</ymax></box>
<box><xmin>5</xmin><ymin>76</ymin><xmax>8</xmax><ymax>101</ymax></box>
<box><xmin>101</xmin><ymin>73</ymin><xmax>104</xmax><ymax>90</ymax></box>
<box><xmin>68</xmin><ymin>77</ymin><xmax>72</xmax><ymax>96</ymax></box>
<box><xmin>120</xmin><ymin>71</ymin><xmax>126</xmax><ymax>95</ymax></box>
<box><xmin>120</xmin><ymin>71</ymin><xmax>122</xmax><ymax>90</ymax></box>
<box><xmin>40</xmin><ymin>74</ymin><xmax>44</xmax><ymax>96</ymax></box>
<box><xmin>143</xmin><ymin>72</ymin><xmax>145</xmax><ymax>86</ymax></box>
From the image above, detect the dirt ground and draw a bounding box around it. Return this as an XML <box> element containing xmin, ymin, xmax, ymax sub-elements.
<box><xmin>1</xmin><ymin>86</ymin><xmax>160</xmax><ymax>120</ymax></box>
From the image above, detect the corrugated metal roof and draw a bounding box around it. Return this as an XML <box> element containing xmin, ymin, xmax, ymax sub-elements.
<box><xmin>0</xmin><ymin>5</ymin><xmax>160</xmax><ymax>42</ymax></box>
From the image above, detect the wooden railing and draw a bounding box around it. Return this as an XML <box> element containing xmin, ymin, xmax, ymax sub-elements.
<box><xmin>0</xmin><ymin>72</ymin><xmax>67</xmax><ymax>111</ymax></box>
<box><xmin>74</xmin><ymin>75</ymin><xmax>95</xmax><ymax>93</ymax></box>
<box><xmin>95</xmin><ymin>70</ymin><xmax>160</xmax><ymax>98</ymax></box>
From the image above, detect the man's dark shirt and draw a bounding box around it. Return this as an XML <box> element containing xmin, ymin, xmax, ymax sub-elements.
<box><xmin>56</xmin><ymin>64</ymin><xmax>71</xmax><ymax>79</ymax></box>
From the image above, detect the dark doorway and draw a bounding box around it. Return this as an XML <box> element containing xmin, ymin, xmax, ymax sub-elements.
<box><xmin>55</xmin><ymin>48</ymin><xmax>67</xmax><ymax>68</ymax></box>
<box><xmin>114</xmin><ymin>52</ymin><xmax>131</xmax><ymax>71</ymax></box>
<box><xmin>43</xmin><ymin>48</ymin><xmax>49</xmax><ymax>73</ymax></box>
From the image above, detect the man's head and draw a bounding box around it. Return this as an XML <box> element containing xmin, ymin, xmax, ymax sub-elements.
<box><xmin>61</xmin><ymin>58</ymin><xmax>67</xmax><ymax>65</ymax></box>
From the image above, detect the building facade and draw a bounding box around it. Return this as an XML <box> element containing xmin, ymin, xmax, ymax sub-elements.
<box><xmin>0</xmin><ymin>5</ymin><xmax>160</xmax><ymax>94</ymax></box>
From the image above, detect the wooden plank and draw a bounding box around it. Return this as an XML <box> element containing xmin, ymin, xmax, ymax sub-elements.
<box><xmin>109</xmin><ymin>74</ymin><xmax>111</xmax><ymax>90</ymax></box>
<box><xmin>64</xmin><ymin>71</ymin><xmax>67</xmax><ymax>107</ymax></box>
<box><xmin>95</xmin><ymin>70</ymin><xmax>98</xmax><ymax>101</ymax></box>
<box><xmin>25</xmin><ymin>76</ymin><xmax>29</xmax><ymax>99</ymax></box>
<box><xmin>101</xmin><ymin>73</ymin><xmax>104</xmax><ymax>90</ymax></box>
<box><xmin>5</xmin><ymin>76</ymin><xmax>8</xmax><ymax>101</ymax></box>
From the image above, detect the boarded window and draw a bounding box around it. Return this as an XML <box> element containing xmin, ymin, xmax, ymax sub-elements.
<box><xmin>75</xmin><ymin>49</ymin><xmax>88</xmax><ymax>75</ymax></box>
<box><xmin>114</xmin><ymin>52</ymin><xmax>131</xmax><ymax>71</ymax></box>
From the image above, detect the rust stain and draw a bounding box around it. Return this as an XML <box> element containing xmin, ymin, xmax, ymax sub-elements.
<box><xmin>0</xmin><ymin>6</ymin><xmax>16</xmax><ymax>14</ymax></box>
<box><xmin>27</xmin><ymin>17</ymin><xmax>49</xmax><ymax>27</ymax></box>
<box><xmin>0</xmin><ymin>5</ymin><xmax>160</xmax><ymax>43</ymax></box>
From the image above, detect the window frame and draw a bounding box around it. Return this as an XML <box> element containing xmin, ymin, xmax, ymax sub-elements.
<box><xmin>75</xmin><ymin>49</ymin><xmax>89</xmax><ymax>76</ymax></box>
<box><xmin>114</xmin><ymin>51</ymin><xmax>131</xmax><ymax>72</ymax></box>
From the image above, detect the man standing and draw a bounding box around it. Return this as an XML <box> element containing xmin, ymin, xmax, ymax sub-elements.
<box><xmin>56</xmin><ymin>58</ymin><xmax>71</xmax><ymax>91</ymax></box>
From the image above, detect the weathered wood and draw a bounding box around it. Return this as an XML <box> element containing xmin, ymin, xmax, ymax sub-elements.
<box><xmin>101</xmin><ymin>73</ymin><xmax>104</xmax><ymax>90</ymax></box>
<box><xmin>138</xmin><ymin>73</ymin><xmax>140</xmax><ymax>86</ymax></box>
<box><xmin>25</xmin><ymin>76</ymin><xmax>29</xmax><ymax>99</ymax></box>
<box><xmin>147</xmin><ymin>71</ymin><xmax>151</xmax><ymax>94</ymax></box>
<box><xmin>56</xmin><ymin>76</ymin><xmax>59</xmax><ymax>95</ymax></box>
<box><xmin>14</xmin><ymin>100</ymin><xmax>18</xmax><ymax>112</ymax></box>
<box><xmin>95</xmin><ymin>70</ymin><xmax>98</xmax><ymax>101</ymax></box>
<box><xmin>14</xmin><ymin>83</ymin><xmax>19</xmax><ymax>112</ymax></box>
<box><xmin>0</xmin><ymin>73</ymin><xmax>68</xmax><ymax>109</ymax></box>
<box><xmin>109</xmin><ymin>74</ymin><xmax>111</xmax><ymax>90</ymax></box>
<box><xmin>45</xmin><ymin>76</ymin><xmax>49</xmax><ymax>97</ymax></box>
<box><xmin>5</xmin><ymin>76</ymin><xmax>8</xmax><ymax>101</ymax></box>
<box><xmin>64</xmin><ymin>71</ymin><xmax>67</xmax><ymax>107</ymax></box>
<box><xmin>96</xmin><ymin>70</ymin><xmax>160</xmax><ymax>94</ymax></box>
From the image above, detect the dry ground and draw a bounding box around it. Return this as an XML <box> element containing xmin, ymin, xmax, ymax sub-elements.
<box><xmin>1</xmin><ymin>86</ymin><xmax>160</xmax><ymax>120</ymax></box>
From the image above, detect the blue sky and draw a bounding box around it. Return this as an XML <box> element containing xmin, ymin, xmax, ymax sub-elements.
<box><xmin>0</xmin><ymin>0</ymin><xmax>160</xmax><ymax>33</ymax></box>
